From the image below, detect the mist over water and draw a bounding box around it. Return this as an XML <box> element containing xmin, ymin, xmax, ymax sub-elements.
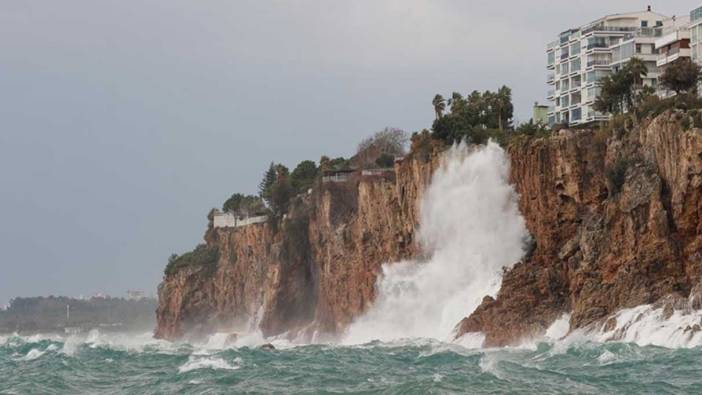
<box><xmin>343</xmin><ymin>142</ymin><xmax>528</xmax><ymax>344</ymax></box>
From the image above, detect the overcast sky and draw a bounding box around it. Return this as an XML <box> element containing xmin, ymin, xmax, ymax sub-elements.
<box><xmin>1</xmin><ymin>0</ymin><xmax>700</xmax><ymax>305</ymax></box>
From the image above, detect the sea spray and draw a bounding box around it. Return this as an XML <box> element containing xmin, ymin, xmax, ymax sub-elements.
<box><xmin>343</xmin><ymin>142</ymin><xmax>528</xmax><ymax>344</ymax></box>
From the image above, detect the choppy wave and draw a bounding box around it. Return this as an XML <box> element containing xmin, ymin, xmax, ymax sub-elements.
<box><xmin>2</xmin><ymin>329</ymin><xmax>702</xmax><ymax>394</ymax></box>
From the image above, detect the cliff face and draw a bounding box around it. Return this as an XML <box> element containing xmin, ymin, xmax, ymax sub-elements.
<box><xmin>155</xmin><ymin>146</ymin><xmax>439</xmax><ymax>341</ymax></box>
<box><xmin>156</xmin><ymin>111</ymin><xmax>702</xmax><ymax>346</ymax></box>
<box><xmin>457</xmin><ymin>112</ymin><xmax>702</xmax><ymax>346</ymax></box>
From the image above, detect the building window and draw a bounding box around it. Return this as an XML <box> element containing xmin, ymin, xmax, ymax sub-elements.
<box><xmin>641</xmin><ymin>21</ymin><xmax>648</xmax><ymax>28</ymax></box>
<box><xmin>636</xmin><ymin>44</ymin><xmax>642</xmax><ymax>53</ymax></box>
<box><xmin>656</xmin><ymin>21</ymin><xmax>662</xmax><ymax>27</ymax></box>
<box><xmin>570</xmin><ymin>42</ymin><xmax>581</xmax><ymax>56</ymax></box>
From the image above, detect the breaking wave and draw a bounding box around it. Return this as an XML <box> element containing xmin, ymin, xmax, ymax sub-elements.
<box><xmin>343</xmin><ymin>142</ymin><xmax>528</xmax><ymax>344</ymax></box>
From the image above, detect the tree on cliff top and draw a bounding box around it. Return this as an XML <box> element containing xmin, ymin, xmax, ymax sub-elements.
<box><xmin>432</xmin><ymin>94</ymin><xmax>446</xmax><ymax>120</ymax></box>
<box><xmin>258</xmin><ymin>162</ymin><xmax>294</xmax><ymax>215</ymax></box>
<box><xmin>259</xmin><ymin>163</ymin><xmax>289</xmax><ymax>206</ymax></box>
<box><xmin>355</xmin><ymin>127</ymin><xmax>407</xmax><ymax>168</ymax></box>
<box><xmin>593</xmin><ymin>57</ymin><xmax>648</xmax><ymax>115</ymax></box>
<box><xmin>290</xmin><ymin>160</ymin><xmax>318</xmax><ymax>193</ymax></box>
<box><xmin>222</xmin><ymin>193</ymin><xmax>266</xmax><ymax>216</ymax></box>
<box><xmin>319</xmin><ymin>156</ymin><xmax>350</xmax><ymax>172</ymax></box>
<box><xmin>660</xmin><ymin>58</ymin><xmax>701</xmax><ymax>95</ymax></box>
<box><xmin>431</xmin><ymin>86</ymin><xmax>513</xmax><ymax>144</ymax></box>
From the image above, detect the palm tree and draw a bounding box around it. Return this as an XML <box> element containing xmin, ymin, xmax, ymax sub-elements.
<box><xmin>626</xmin><ymin>57</ymin><xmax>648</xmax><ymax>88</ymax></box>
<box><xmin>432</xmin><ymin>94</ymin><xmax>446</xmax><ymax>120</ymax></box>
<box><xmin>495</xmin><ymin>86</ymin><xmax>513</xmax><ymax>131</ymax></box>
<box><xmin>447</xmin><ymin>92</ymin><xmax>465</xmax><ymax>113</ymax></box>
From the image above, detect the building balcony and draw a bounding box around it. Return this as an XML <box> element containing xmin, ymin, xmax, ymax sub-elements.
<box><xmin>547</xmin><ymin>89</ymin><xmax>555</xmax><ymax>99</ymax></box>
<box><xmin>582</xmin><ymin>24</ymin><xmax>637</xmax><ymax>35</ymax></box>
<box><xmin>657</xmin><ymin>48</ymin><xmax>691</xmax><ymax>67</ymax></box>
<box><xmin>587</xmin><ymin>59</ymin><xmax>611</xmax><ymax>67</ymax></box>
<box><xmin>587</xmin><ymin>42</ymin><xmax>609</xmax><ymax>49</ymax></box>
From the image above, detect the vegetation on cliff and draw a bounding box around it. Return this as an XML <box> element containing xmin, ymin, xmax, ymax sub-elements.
<box><xmin>430</xmin><ymin>87</ymin><xmax>513</xmax><ymax>144</ymax></box>
<box><xmin>164</xmin><ymin>244</ymin><xmax>219</xmax><ymax>276</ymax></box>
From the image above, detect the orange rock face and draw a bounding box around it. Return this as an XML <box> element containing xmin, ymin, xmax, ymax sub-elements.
<box><xmin>457</xmin><ymin>112</ymin><xmax>702</xmax><ymax>346</ymax></box>
<box><xmin>157</xmin><ymin>111</ymin><xmax>702</xmax><ymax>346</ymax></box>
<box><xmin>155</xmin><ymin>144</ymin><xmax>440</xmax><ymax>341</ymax></box>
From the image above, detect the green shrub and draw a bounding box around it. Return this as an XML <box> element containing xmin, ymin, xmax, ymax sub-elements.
<box><xmin>375</xmin><ymin>153</ymin><xmax>395</xmax><ymax>168</ymax></box>
<box><xmin>164</xmin><ymin>244</ymin><xmax>219</xmax><ymax>276</ymax></box>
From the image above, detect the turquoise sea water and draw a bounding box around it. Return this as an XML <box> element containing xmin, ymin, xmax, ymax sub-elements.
<box><xmin>2</xmin><ymin>332</ymin><xmax>702</xmax><ymax>394</ymax></box>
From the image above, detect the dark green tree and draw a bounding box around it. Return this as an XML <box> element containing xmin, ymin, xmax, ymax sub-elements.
<box><xmin>258</xmin><ymin>162</ymin><xmax>277</xmax><ymax>205</ymax></box>
<box><xmin>269</xmin><ymin>168</ymin><xmax>293</xmax><ymax>215</ymax></box>
<box><xmin>593</xmin><ymin>57</ymin><xmax>648</xmax><ymax>115</ymax></box>
<box><xmin>290</xmin><ymin>160</ymin><xmax>318</xmax><ymax>193</ymax></box>
<box><xmin>660</xmin><ymin>58</ymin><xmax>701</xmax><ymax>95</ymax></box>
<box><xmin>431</xmin><ymin>87</ymin><xmax>513</xmax><ymax>144</ymax></box>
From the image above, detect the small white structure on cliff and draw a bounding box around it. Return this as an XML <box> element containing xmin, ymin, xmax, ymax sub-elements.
<box><xmin>212</xmin><ymin>211</ymin><xmax>267</xmax><ymax>228</ymax></box>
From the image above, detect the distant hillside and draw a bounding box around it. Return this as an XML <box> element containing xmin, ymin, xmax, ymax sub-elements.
<box><xmin>0</xmin><ymin>296</ymin><xmax>157</xmax><ymax>334</ymax></box>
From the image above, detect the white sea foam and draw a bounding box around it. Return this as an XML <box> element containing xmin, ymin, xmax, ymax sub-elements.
<box><xmin>21</xmin><ymin>348</ymin><xmax>45</xmax><ymax>361</ymax></box>
<box><xmin>578</xmin><ymin>304</ymin><xmax>702</xmax><ymax>348</ymax></box>
<box><xmin>343</xmin><ymin>142</ymin><xmax>528</xmax><ymax>344</ymax></box>
<box><xmin>544</xmin><ymin>313</ymin><xmax>571</xmax><ymax>341</ymax></box>
<box><xmin>178</xmin><ymin>355</ymin><xmax>241</xmax><ymax>373</ymax></box>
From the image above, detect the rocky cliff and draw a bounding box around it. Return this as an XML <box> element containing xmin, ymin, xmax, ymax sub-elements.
<box><xmin>156</xmin><ymin>111</ymin><xmax>702</xmax><ymax>346</ymax></box>
<box><xmin>155</xmin><ymin>139</ymin><xmax>441</xmax><ymax>341</ymax></box>
<box><xmin>457</xmin><ymin>111</ymin><xmax>702</xmax><ymax>346</ymax></box>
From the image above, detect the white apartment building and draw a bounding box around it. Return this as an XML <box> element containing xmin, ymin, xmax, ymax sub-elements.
<box><xmin>655</xmin><ymin>15</ymin><xmax>691</xmax><ymax>97</ymax></box>
<box><xmin>547</xmin><ymin>8</ymin><xmax>668</xmax><ymax>126</ymax></box>
<box><xmin>691</xmin><ymin>7</ymin><xmax>702</xmax><ymax>63</ymax></box>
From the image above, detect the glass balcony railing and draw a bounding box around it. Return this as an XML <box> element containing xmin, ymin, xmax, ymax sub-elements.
<box><xmin>587</xmin><ymin>59</ymin><xmax>610</xmax><ymax>67</ymax></box>
<box><xmin>582</xmin><ymin>24</ymin><xmax>637</xmax><ymax>35</ymax></box>
<box><xmin>638</xmin><ymin>27</ymin><xmax>663</xmax><ymax>37</ymax></box>
<box><xmin>587</xmin><ymin>42</ymin><xmax>609</xmax><ymax>49</ymax></box>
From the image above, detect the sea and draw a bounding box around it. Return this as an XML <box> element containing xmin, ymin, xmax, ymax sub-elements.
<box><xmin>2</xmin><ymin>329</ymin><xmax>702</xmax><ymax>394</ymax></box>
